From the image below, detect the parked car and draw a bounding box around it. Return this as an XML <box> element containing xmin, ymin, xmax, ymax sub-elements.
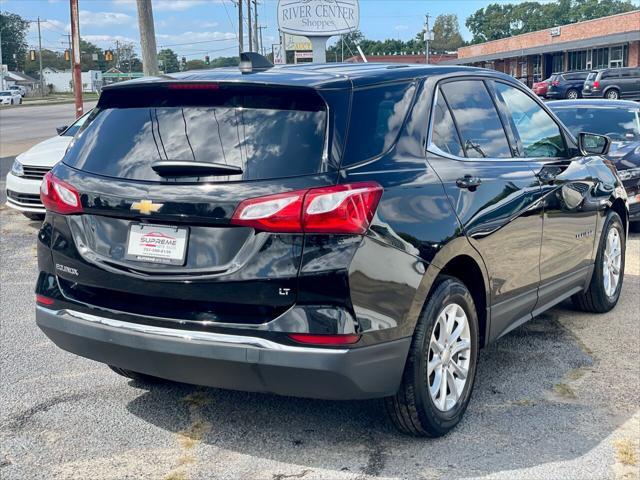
<box><xmin>546</xmin><ymin>71</ymin><xmax>590</xmax><ymax>99</ymax></box>
<box><xmin>0</xmin><ymin>90</ymin><xmax>22</xmax><ymax>105</ymax></box>
<box><xmin>35</xmin><ymin>60</ymin><xmax>628</xmax><ymax>437</ymax></box>
<box><xmin>532</xmin><ymin>77</ymin><xmax>551</xmax><ymax>97</ymax></box>
<box><xmin>550</xmin><ymin>99</ymin><xmax>640</xmax><ymax>227</ymax></box>
<box><xmin>5</xmin><ymin>111</ymin><xmax>90</xmax><ymax>219</ymax></box>
<box><xmin>8</xmin><ymin>85</ymin><xmax>26</xmax><ymax>97</ymax></box>
<box><xmin>583</xmin><ymin>67</ymin><xmax>640</xmax><ymax>100</ymax></box>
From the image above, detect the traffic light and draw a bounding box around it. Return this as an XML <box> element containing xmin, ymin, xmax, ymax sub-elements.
<box><xmin>29</xmin><ymin>50</ymin><xmax>36</xmax><ymax>61</ymax></box>
<box><xmin>104</xmin><ymin>50</ymin><xmax>114</xmax><ymax>62</ymax></box>
<box><xmin>64</xmin><ymin>50</ymin><xmax>70</xmax><ymax>62</ymax></box>
<box><xmin>205</xmin><ymin>55</ymin><xmax>210</xmax><ymax>65</ymax></box>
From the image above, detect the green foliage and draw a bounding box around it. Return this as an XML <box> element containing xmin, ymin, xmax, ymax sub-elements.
<box><xmin>430</xmin><ymin>14</ymin><xmax>465</xmax><ymax>53</ymax></box>
<box><xmin>466</xmin><ymin>0</ymin><xmax>637</xmax><ymax>44</ymax></box>
<box><xmin>209</xmin><ymin>56</ymin><xmax>238</xmax><ymax>68</ymax></box>
<box><xmin>158</xmin><ymin>48</ymin><xmax>180</xmax><ymax>73</ymax></box>
<box><xmin>186</xmin><ymin>59</ymin><xmax>207</xmax><ymax>70</ymax></box>
<box><xmin>1</xmin><ymin>11</ymin><xmax>29</xmax><ymax>71</ymax></box>
<box><xmin>326</xmin><ymin>14</ymin><xmax>465</xmax><ymax>61</ymax></box>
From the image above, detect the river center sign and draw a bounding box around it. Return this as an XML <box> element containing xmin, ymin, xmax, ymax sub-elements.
<box><xmin>277</xmin><ymin>0</ymin><xmax>359</xmax><ymax>38</ymax></box>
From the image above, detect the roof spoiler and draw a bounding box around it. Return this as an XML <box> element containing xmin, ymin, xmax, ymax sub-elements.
<box><xmin>239</xmin><ymin>52</ymin><xmax>274</xmax><ymax>74</ymax></box>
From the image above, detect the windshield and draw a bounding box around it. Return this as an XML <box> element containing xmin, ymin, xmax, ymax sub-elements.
<box><xmin>0</xmin><ymin>92</ymin><xmax>10</xmax><ymax>96</ymax></box>
<box><xmin>552</xmin><ymin>106</ymin><xmax>640</xmax><ymax>142</ymax></box>
<box><xmin>64</xmin><ymin>86</ymin><xmax>329</xmax><ymax>182</ymax></box>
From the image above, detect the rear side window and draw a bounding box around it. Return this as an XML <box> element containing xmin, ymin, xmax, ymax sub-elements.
<box><xmin>494</xmin><ymin>82</ymin><xmax>566</xmax><ymax>158</ymax></box>
<box><xmin>441</xmin><ymin>80</ymin><xmax>512</xmax><ymax>158</ymax></box>
<box><xmin>342</xmin><ymin>82</ymin><xmax>416</xmax><ymax>166</ymax></box>
<box><xmin>602</xmin><ymin>69</ymin><xmax>620</xmax><ymax>79</ymax></box>
<box><xmin>64</xmin><ymin>85</ymin><xmax>328</xmax><ymax>182</ymax></box>
<box><xmin>431</xmin><ymin>91</ymin><xmax>463</xmax><ymax>156</ymax></box>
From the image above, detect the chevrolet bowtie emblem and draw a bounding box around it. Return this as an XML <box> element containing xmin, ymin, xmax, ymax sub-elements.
<box><xmin>131</xmin><ymin>199</ymin><xmax>163</xmax><ymax>215</ymax></box>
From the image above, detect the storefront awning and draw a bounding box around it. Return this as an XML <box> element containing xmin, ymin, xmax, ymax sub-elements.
<box><xmin>443</xmin><ymin>31</ymin><xmax>640</xmax><ymax>65</ymax></box>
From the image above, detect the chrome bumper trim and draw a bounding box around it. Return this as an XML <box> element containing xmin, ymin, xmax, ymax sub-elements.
<box><xmin>36</xmin><ymin>306</ymin><xmax>348</xmax><ymax>354</ymax></box>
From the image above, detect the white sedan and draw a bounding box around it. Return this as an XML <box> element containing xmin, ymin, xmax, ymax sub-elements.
<box><xmin>0</xmin><ymin>90</ymin><xmax>22</xmax><ymax>105</ymax></box>
<box><xmin>5</xmin><ymin>111</ymin><xmax>90</xmax><ymax>219</ymax></box>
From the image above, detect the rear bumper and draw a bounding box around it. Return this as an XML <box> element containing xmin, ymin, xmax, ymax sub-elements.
<box><xmin>581</xmin><ymin>90</ymin><xmax>602</xmax><ymax>98</ymax></box>
<box><xmin>36</xmin><ymin>306</ymin><xmax>411</xmax><ymax>400</ymax></box>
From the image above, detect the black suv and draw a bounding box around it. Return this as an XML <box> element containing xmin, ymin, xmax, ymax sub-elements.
<box><xmin>36</xmin><ymin>61</ymin><xmax>628</xmax><ymax>437</ymax></box>
<box><xmin>583</xmin><ymin>67</ymin><xmax>640</xmax><ymax>100</ymax></box>
<box><xmin>546</xmin><ymin>71</ymin><xmax>590</xmax><ymax>99</ymax></box>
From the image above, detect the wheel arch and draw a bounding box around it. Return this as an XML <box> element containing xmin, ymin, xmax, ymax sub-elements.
<box><xmin>610</xmin><ymin>197</ymin><xmax>628</xmax><ymax>235</ymax></box>
<box><xmin>410</xmin><ymin>240</ymin><xmax>490</xmax><ymax>348</ymax></box>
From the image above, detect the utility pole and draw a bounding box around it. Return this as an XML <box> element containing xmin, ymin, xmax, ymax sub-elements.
<box><xmin>136</xmin><ymin>0</ymin><xmax>160</xmax><ymax>76</ymax></box>
<box><xmin>253</xmin><ymin>0</ymin><xmax>259</xmax><ymax>54</ymax></box>
<box><xmin>424</xmin><ymin>14</ymin><xmax>431</xmax><ymax>65</ymax></box>
<box><xmin>258</xmin><ymin>26</ymin><xmax>267</xmax><ymax>56</ymax></box>
<box><xmin>37</xmin><ymin>17</ymin><xmax>45</xmax><ymax>97</ymax></box>
<box><xmin>69</xmin><ymin>0</ymin><xmax>83</xmax><ymax>118</ymax></box>
<box><xmin>247</xmin><ymin>0</ymin><xmax>253</xmax><ymax>52</ymax></box>
<box><xmin>0</xmin><ymin>21</ymin><xmax>5</xmax><ymax>90</ymax></box>
<box><xmin>237</xmin><ymin>0</ymin><xmax>243</xmax><ymax>55</ymax></box>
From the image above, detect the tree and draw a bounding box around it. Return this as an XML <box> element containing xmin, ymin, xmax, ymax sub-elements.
<box><xmin>210</xmin><ymin>56</ymin><xmax>238</xmax><ymax>68</ymax></box>
<box><xmin>186</xmin><ymin>59</ymin><xmax>207</xmax><ymax>70</ymax></box>
<box><xmin>158</xmin><ymin>48</ymin><xmax>180</xmax><ymax>73</ymax></box>
<box><xmin>108</xmin><ymin>41</ymin><xmax>141</xmax><ymax>73</ymax></box>
<box><xmin>430</xmin><ymin>14</ymin><xmax>465</xmax><ymax>53</ymax></box>
<box><xmin>24</xmin><ymin>49</ymin><xmax>68</xmax><ymax>76</ymax></box>
<box><xmin>79</xmin><ymin>39</ymin><xmax>108</xmax><ymax>71</ymax></box>
<box><xmin>1</xmin><ymin>12</ymin><xmax>29</xmax><ymax>71</ymax></box>
<box><xmin>466</xmin><ymin>0</ymin><xmax>636</xmax><ymax>44</ymax></box>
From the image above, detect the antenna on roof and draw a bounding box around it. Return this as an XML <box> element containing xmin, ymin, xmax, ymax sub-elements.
<box><xmin>239</xmin><ymin>52</ymin><xmax>273</xmax><ymax>74</ymax></box>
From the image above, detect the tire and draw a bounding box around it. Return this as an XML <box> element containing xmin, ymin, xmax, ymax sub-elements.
<box><xmin>22</xmin><ymin>212</ymin><xmax>45</xmax><ymax>221</ymax></box>
<box><xmin>109</xmin><ymin>365</ymin><xmax>165</xmax><ymax>384</ymax></box>
<box><xmin>385</xmin><ymin>277</ymin><xmax>479</xmax><ymax>437</ymax></box>
<box><xmin>605</xmin><ymin>89</ymin><xmax>620</xmax><ymax>100</ymax></box>
<box><xmin>572</xmin><ymin>211</ymin><xmax>625</xmax><ymax>313</ymax></box>
<box><xmin>566</xmin><ymin>88</ymin><xmax>579</xmax><ymax>99</ymax></box>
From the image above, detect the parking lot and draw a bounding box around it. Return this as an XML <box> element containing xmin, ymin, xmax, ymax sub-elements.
<box><xmin>1</xmin><ymin>104</ymin><xmax>639</xmax><ymax>480</ymax></box>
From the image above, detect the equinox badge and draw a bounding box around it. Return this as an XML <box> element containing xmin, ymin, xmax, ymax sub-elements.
<box><xmin>131</xmin><ymin>199</ymin><xmax>163</xmax><ymax>215</ymax></box>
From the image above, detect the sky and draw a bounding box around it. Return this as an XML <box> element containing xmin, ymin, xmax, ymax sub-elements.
<box><xmin>1</xmin><ymin>0</ymin><xmax>638</xmax><ymax>61</ymax></box>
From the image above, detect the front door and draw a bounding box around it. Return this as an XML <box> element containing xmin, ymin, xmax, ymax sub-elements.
<box><xmin>490</xmin><ymin>80</ymin><xmax>599</xmax><ymax>314</ymax></box>
<box><xmin>426</xmin><ymin>78</ymin><xmax>544</xmax><ymax>341</ymax></box>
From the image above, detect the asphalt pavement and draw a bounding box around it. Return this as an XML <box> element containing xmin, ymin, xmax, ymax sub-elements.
<box><xmin>0</xmin><ymin>101</ymin><xmax>96</xmax><ymax>157</ymax></box>
<box><xmin>0</xmin><ymin>109</ymin><xmax>639</xmax><ymax>479</ymax></box>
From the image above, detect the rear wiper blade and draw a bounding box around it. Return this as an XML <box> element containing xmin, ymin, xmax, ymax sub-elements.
<box><xmin>151</xmin><ymin>160</ymin><xmax>243</xmax><ymax>177</ymax></box>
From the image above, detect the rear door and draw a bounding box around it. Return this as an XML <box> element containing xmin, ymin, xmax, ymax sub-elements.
<box><xmin>51</xmin><ymin>82</ymin><xmax>346</xmax><ymax>325</ymax></box>
<box><xmin>426</xmin><ymin>78</ymin><xmax>543</xmax><ymax>341</ymax></box>
<box><xmin>621</xmin><ymin>68</ymin><xmax>640</xmax><ymax>97</ymax></box>
<box><xmin>491</xmin><ymin>80</ymin><xmax>598</xmax><ymax>314</ymax></box>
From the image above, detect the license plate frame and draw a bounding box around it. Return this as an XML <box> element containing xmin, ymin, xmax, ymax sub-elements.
<box><xmin>125</xmin><ymin>223</ymin><xmax>189</xmax><ymax>266</ymax></box>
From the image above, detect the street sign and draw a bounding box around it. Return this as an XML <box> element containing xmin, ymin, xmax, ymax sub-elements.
<box><xmin>285</xmin><ymin>34</ymin><xmax>312</xmax><ymax>52</ymax></box>
<box><xmin>273</xmin><ymin>44</ymin><xmax>285</xmax><ymax>65</ymax></box>
<box><xmin>295</xmin><ymin>51</ymin><xmax>313</xmax><ymax>60</ymax></box>
<box><xmin>277</xmin><ymin>0</ymin><xmax>359</xmax><ymax>36</ymax></box>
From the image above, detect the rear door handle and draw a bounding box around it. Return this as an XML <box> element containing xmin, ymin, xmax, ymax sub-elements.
<box><xmin>456</xmin><ymin>175</ymin><xmax>482</xmax><ymax>190</ymax></box>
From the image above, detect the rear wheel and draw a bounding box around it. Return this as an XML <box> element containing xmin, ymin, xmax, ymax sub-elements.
<box><xmin>109</xmin><ymin>365</ymin><xmax>166</xmax><ymax>384</ymax></box>
<box><xmin>572</xmin><ymin>211</ymin><xmax>625</xmax><ymax>312</ymax></box>
<box><xmin>385</xmin><ymin>277</ymin><xmax>479</xmax><ymax>437</ymax></box>
<box><xmin>605</xmin><ymin>89</ymin><xmax>620</xmax><ymax>100</ymax></box>
<box><xmin>566</xmin><ymin>88</ymin><xmax>579</xmax><ymax>99</ymax></box>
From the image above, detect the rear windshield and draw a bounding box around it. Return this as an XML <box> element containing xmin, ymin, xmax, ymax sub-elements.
<box><xmin>64</xmin><ymin>85</ymin><xmax>328</xmax><ymax>182</ymax></box>
<box><xmin>586</xmin><ymin>72</ymin><xmax>598</xmax><ymax>81</ymax></box>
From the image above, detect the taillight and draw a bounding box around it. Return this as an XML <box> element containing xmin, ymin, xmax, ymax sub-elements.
<box><xmin>40</xmin><ymin>171</ymin><xmax>82</xmax><ymax>214</ymax></box>
<box><xmin>231</xmin><ymin>182</ymin><xmax>383</xmax><ymax>234</ymax></box>
<box><xmin>288</xmin><ymin>333</ymin><xmax>361</xmax><ymax>345</ymax></box>
<box><xmin>36</xmin><ymin>294</ymin><xmax>55</xmax><ymax>306</ymax></box>
<box><xmin>593</xmin><ymin>80</ymin><xmax>600</xmax><ymax>89</ymax></box>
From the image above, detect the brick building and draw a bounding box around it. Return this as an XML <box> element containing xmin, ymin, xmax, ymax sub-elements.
<box><xmin>450</xmin><ymin>10</ymin><xmax>640</xmax><ymax>86</ymax></box>
<box><xmin>345</xmin><ymin>53</ymin><xmax>458</xmax><ymax>64</ymax></box>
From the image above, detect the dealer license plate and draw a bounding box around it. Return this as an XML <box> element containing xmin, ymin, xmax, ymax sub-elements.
<box><xmin>125</xmin><ymin>224</ymin><xmax>188</xmax><ymax>265</ymax></box>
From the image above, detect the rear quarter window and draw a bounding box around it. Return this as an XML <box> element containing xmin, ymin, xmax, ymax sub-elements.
<box><xmin>341</xmin><ymin>82</ymin><xmax>416</xmax><ymax>166</ymax></box>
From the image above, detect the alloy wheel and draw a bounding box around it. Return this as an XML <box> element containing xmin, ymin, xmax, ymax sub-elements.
<box><xmin>603</xmin><ymin>227</ymin><xmax>622</xmax><ymax>298</ymax></box>
<box><xmin>428</xmin><ymin>303</ymin><xmax>471</xmax><ymax>412</ymax></box>
<box><xmin>606</xmin><ymin>90</ymin><xmax>619</xmax><ymax>100</ymax></box>
<box><xmin>567</xmin><ymin>90</ymin><xmax>578</xmax><ymax>99</ymax></box>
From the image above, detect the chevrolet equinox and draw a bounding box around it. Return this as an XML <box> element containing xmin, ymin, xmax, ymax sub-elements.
<box><xmin>35</xmin><ymin>59</ymin><xmax>628</xmax><ymax>437</ymax></box>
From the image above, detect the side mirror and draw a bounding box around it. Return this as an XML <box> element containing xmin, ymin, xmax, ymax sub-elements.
<box><xmin>578</xmin><ymin>132</ymin><xmax>611</xmax><ymax>156</ymax></box>
<box><xmin>56</xmin><ymin>126</ymin><xmax>68</xmax><ymax>135</ymax></box>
